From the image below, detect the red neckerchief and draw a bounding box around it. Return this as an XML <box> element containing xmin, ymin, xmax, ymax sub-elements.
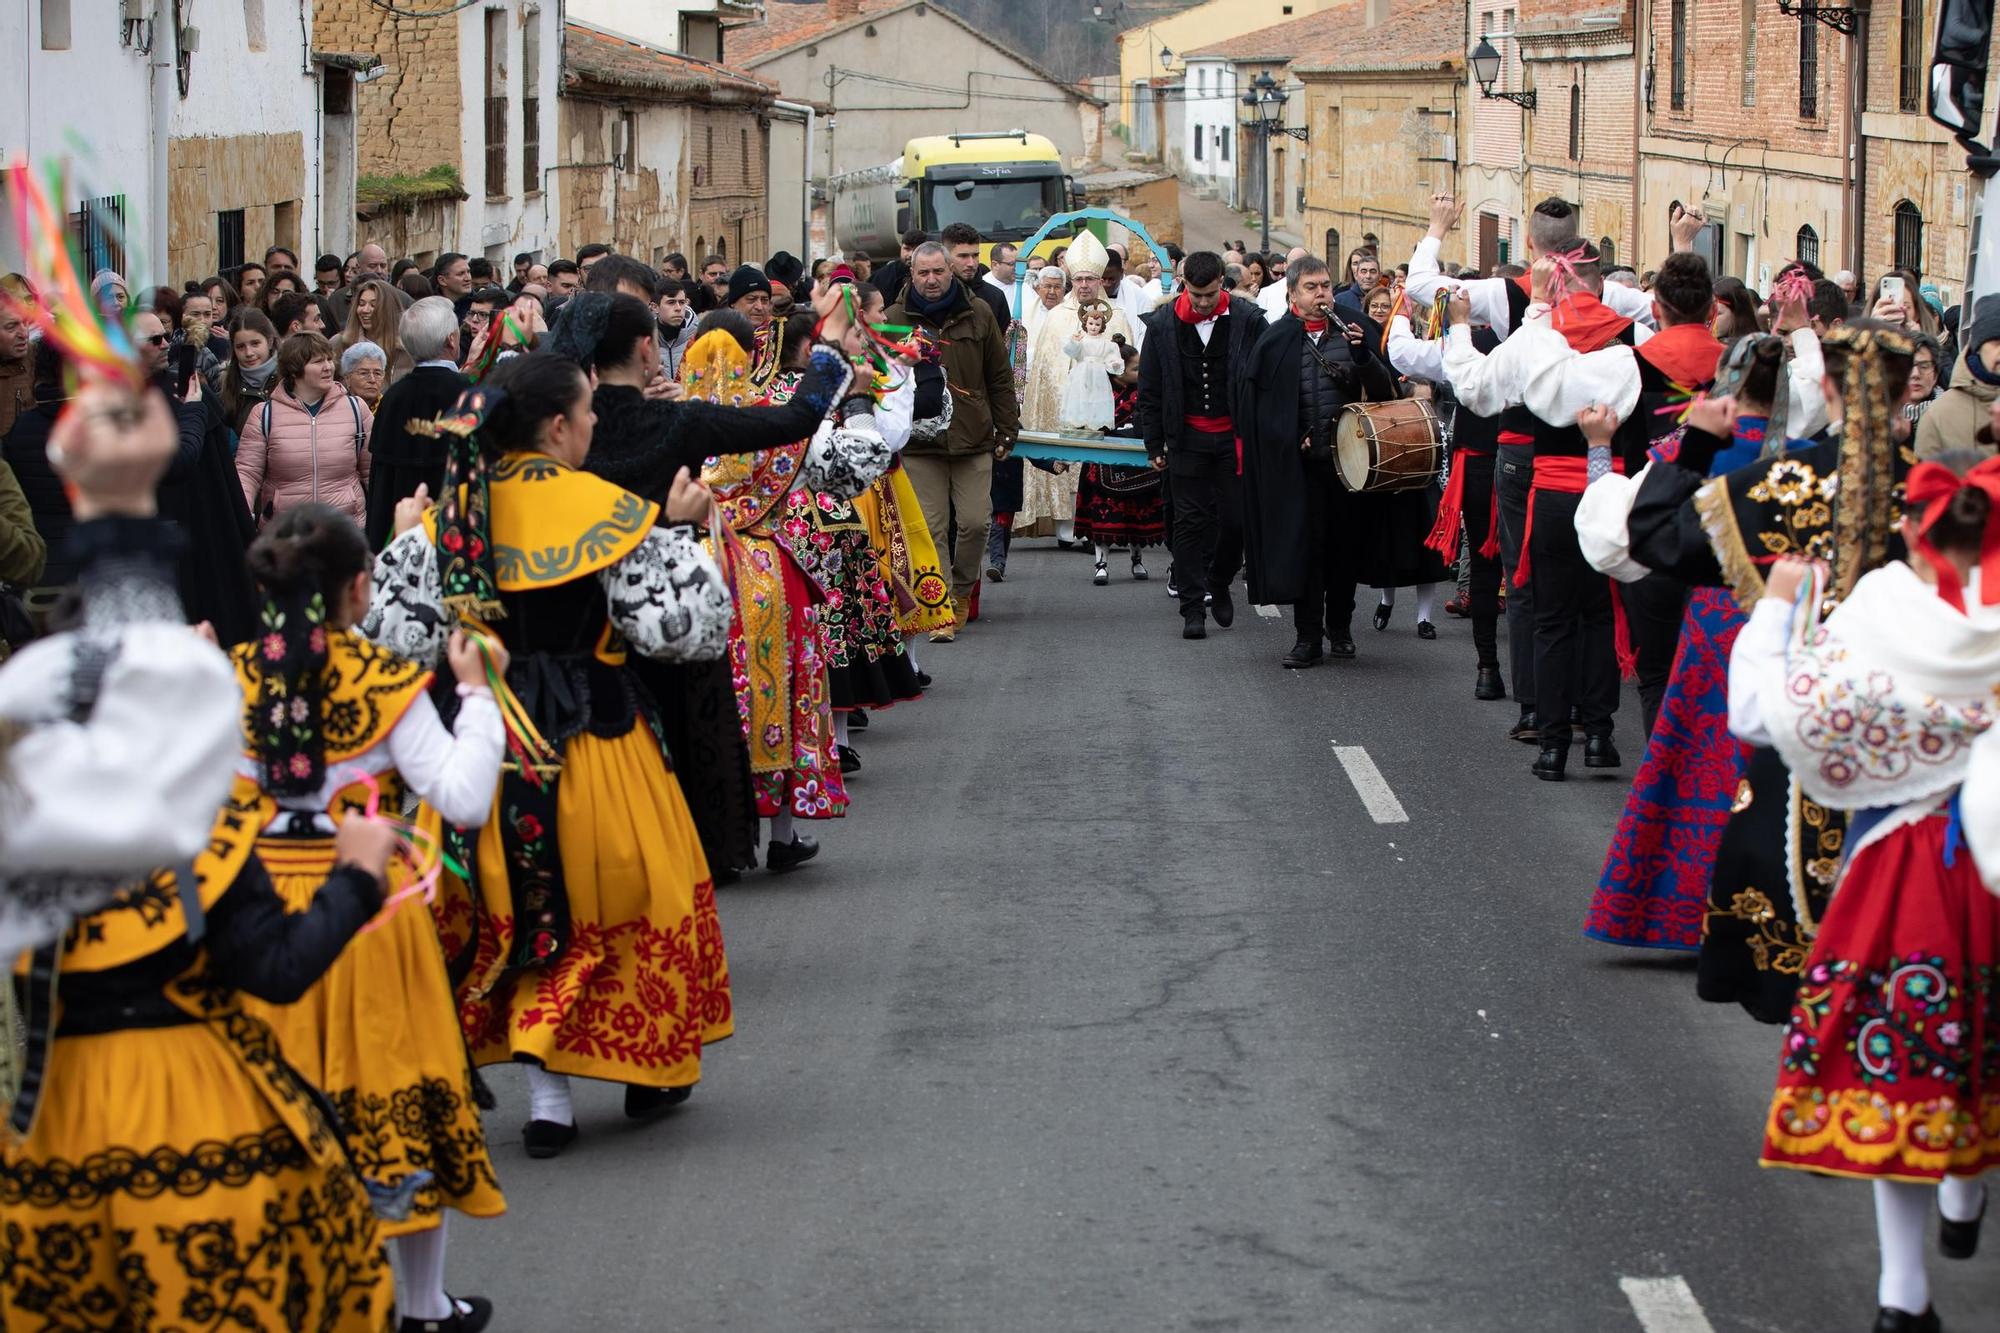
<box><xmin>1301</xmin><ymin>316</ymin><xmax>1329</xmax><ymax>335</ymax></box>
<box><xmin>1636</xmin><ymin>321</ymin><xmax>1724</xmax><ymax>387</ymax></box>
<box><xmin>1547</xmin><ymin>291</ymin><xmax>1632</xmax><ymax>353</ymax></box>
<box><xmin>1175</xmin><ymin>290</ymin><xmax>1229</xmax><ymax>324</ymax></box>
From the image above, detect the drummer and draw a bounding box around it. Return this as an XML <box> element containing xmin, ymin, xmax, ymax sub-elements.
<box><xmin>1236</xmin><ymin>254</ymin><xmax>1398</xmax><ymax>668</ymax></box>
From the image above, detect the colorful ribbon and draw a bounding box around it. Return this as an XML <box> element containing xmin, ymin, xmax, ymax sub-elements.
<box><xmin>2</xmin><ymin>159</ymin><xmax>142</xmax><ymax>391</ymax></box>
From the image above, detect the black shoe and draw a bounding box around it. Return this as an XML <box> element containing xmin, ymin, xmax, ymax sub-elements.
<box><xmin>1281</xmin><ymin>640</ymin><xmax>1324</xmax><ymax>669</ymax></box>
<box><xmin>522</xmin><ymin>1119</ymin><xmax>578</xmax><ymax>1159</ymax></box>
<box><xmin>1210</xmin><ymin>586</ymin><xmax>1235</xmax><ymax>627</ymax></box>
<box><xmin>766</xmin><ymin>834</ymin><xmax>820</xmax><ymax>873</ymax></box>
<box><xmin>1584</xmin><ymin>735</ymin><xmax>1621</xmax><ymax>769</ymax></box>
<box><xmin>624</xmin><ymin>1083</ymin><xmax>693</xmax><ymax>1122</ymax></box>
<box><xmin>716</xmin><ymin>866</ymin><xmax>741</xmax><ymax>887</ymax></box>
<box><xmin>1474</xmin><ymin>665</ymin><xmax>1506</xmax><ymax>700</ymax></box>
<box><xmin>1941</xmin><ymin>1185</ymin><xmax>1987</xmax><ymax>1259</ymax></box>
<box><xmin>1130</xmin><ymin>556</ymin><xmax>1149</xmax><ymax>580</ymax></box>
<box><xmin>837</xmin><ymin>744</ymin><xmax>861</xmax><ymax>775</ymax></box>
<box><xmin>1416</xmin><ymin>619</ymin><xmax>1437</xmax><ymax>640</ymax></box>
<box><xmin>1372</xmin><ymin>603</ymin><xmax>1392</xmax><ymax>631</ymax></box>
<box><xmin>1093</xmin><ymin>559</ymin><xmax>1109</xmax><ymax>586</ymax></box>
<box><xmin>915</xmin><ymin>669</ymin><xmax>932</xmax><ymax>688</ymax></box>
<box><xmin>1871</xmin><ymin>1308</ymin><xmax>1942</xmax><ymax>1333</ymax></box>
<box><xmin>849</xmin><ymin>709</ymin><xmax>869</xmax><ymax>732</ymax></box>
<box><xmin>400</xmin><ymin>1295</ymin><xmax>495</xmax><ymax>1333</ymax></box>
<box><xmin>1182</xmin><ymin>610</ymin><xmax>1207</xmax><ymax>639</ymax></box>
<box><xmin>1327</xmin><ymin>637</ymin><xmax>1356</xmax><ymax>659</ymax></box>
<box><xmin>1531</xmin><ymin>744</ymin><xmax>1569</xmax><ymax>782</ymax></box>
<box><xmin>985</xmin><ymin>563</ymin><xmax>1006</xmax><ymax>582</ymax></box>
<box><xmin>1508</xmin><ymin>712</ymin><xmax>1540</xmax><ymax>744</ymax></box>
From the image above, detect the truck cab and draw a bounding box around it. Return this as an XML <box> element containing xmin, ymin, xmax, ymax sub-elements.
<box><xmin>831</xmin><ymin>130</ymin><xmax>1079</xmax><ymax>263</ymax></box>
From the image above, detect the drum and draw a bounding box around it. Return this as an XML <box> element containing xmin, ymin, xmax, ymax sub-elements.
<box><xmin>1335</xmin><ymin>400</ymin><xmax>1443</xmax><ymax>494</ymax></box>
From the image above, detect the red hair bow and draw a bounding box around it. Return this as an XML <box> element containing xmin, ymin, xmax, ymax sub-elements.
<box><xmin>1903</xmin><ymin>457</ymin><xmax>2000</xmax><ymax>612</ymax></box>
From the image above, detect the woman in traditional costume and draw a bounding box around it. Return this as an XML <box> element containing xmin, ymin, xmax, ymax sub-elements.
<box><xmin>0</xmin><ymin>385</ymin><xmax>397</xmax><ymax>1331</ymax></box>
<box><xmin>550</xmin><ymin>291</ymin><xmax>858</xmax><ymax>879</ymax></box>
<box><xmin>1584</xmin><ymin>335</ymin><xmax>1788</xmax><ymax>953</ymax></box>
<box><xmin>1731</xmin><ymin>453</ymin><xmax>2000</xmax><ymax>1333</ymax></box>
<box><xmin>362</xmin><ymin>351</ymin><xmax>735</xmax><ymax>1159</ymax></box>
<box><xmin>1075</xmin><ymin>334</ymin><xmax>1165</xmax><ymax>585</ymax></box>
<box><xmin>682</xmin><ymin>311</ymin><xmax>898</xmax><ymax>869</ymax></box>
<box><xmin>232</xmin><ymin>502</ymin><xmax>508</xmax><ymax>1331</ymax></box>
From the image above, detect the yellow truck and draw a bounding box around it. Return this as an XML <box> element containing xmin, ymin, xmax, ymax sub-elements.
<box><xmin>827</xmin><ymin>130</ymin><xmax>1084</xmax><ymax>263</ymax></box>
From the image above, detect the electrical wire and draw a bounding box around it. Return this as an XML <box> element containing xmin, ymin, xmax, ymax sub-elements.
<box><xmin>365</xmin><ymin>0</ymin><xmax>487</xmax><ymax>17</ymax></box>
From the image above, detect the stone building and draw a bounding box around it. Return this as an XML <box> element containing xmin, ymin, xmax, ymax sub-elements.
<box><xmin>1114</xmin><ymin>0</ymin><xmax>1345</xmax><ymax>149</ymax></box>
<box><xmin>725</xmin><ymin>0</ymin><xmax>1103</xmax><ymax>187</ymax></box>
<box><xmin>1461</xmin><ymin>0</ymin><xmax>1527</xmax><ymax>274</ymax></box>
<box><xmin>4</xmin><ymin>0</ymin><xmax>322</xmax><ymax>286</ymax></box>
<box><xmin>560</xmin><ymin>20</ymin><xmax>777</xmax><ymax>267</ymax></box>
<box><xmin>315</xmin><ymin>0</ymin><xmax>562</xmax><ymax>267</ymax></box>
<box><xmin>1635</xmin><ymin>0</ymin><xmax>1852</xmax><ymax>284</ymax></box>
<box><xmin>1513</xmin><ymin>0</ymin><xmax>1636</xmax><ymax>271</ymax></box>
<box><xmin>1178</xmin><ymin>33</ymin><xmax>1308</xmax><ymax>238</ymax></box>
<box><xmin>1295</xmin><ymin>0</ymin><xmax>1466</xmax><ymax>276</ymax></box>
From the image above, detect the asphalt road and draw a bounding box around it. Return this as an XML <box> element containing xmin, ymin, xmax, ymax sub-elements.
<box><xmin>452</xmin><ymin>545</ymin><xmax>1998</xmax><ymax>1331</ymax></box>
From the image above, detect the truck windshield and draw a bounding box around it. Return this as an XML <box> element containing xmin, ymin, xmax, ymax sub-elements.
<box><xmin>925</xmin><ymin>176</ymin><xmax>1064</xmax><ymax>238</ymax></box>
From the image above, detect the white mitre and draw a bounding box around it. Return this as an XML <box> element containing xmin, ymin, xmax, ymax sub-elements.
<box><xmin>1064</xmin><ymin>230</ymin><xmax>1109</xmax><ymax>279</ymax></box>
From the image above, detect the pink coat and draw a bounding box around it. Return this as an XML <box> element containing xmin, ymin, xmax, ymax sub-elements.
<box><xmin>236</xmin><ymin>380</ymin><xmax>374</xmax><ymax>527</ymax></box>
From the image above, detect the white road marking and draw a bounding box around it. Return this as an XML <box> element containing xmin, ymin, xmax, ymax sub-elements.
<box><xmin>1619</xmin><ymin>1277</ymin><xmax>1716</xmax><ymax>1333</ymax></box>
<box><xmin>1331</xmin><ymin>745</ymin><xmax>1407</xmax><ymax>824</ymax></box>
<box><xmin>1254</xmin><ymin>603</ymin><xmax>1279</xmax><ymax>618</ymax></box>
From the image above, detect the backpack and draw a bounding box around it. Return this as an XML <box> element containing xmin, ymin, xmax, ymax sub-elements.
<box><xmin>259</xmin><ymin>394</ymin><xmax>366</xmax><ymax>517</ymax></box>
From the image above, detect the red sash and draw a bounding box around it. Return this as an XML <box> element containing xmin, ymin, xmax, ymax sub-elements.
<box><xmin>1517</xmin><ymin>453</ymin><xmax>1638</xmax><ymax>678</ymax></box>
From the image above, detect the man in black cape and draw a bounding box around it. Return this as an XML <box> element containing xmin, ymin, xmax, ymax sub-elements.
<box><xmin>363</xmin><ymin>296</ymin><xmax>468</xmax><ymax>549</ymax></box>
<box><xmin>1237</xmin><ymin>255</ymin><xmax>1393</xmax><ymax>667</ymax></box>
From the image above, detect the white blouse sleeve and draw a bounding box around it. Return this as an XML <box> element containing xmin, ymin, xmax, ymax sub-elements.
<box><xmin>1405</xmin><ymin>236</ymin><xmax>1509</xmax><ymax>329</ymax></box>
<box><xmin>1956</xmin><ymin>724</ymin><xmax>2000</xmax><ymax>895</ymax></box>
<box><xmin>1443</xmin><ymin>320</ymin><xmax>1567</xmax><ymax>417</ymax></box>
<box><xmin>601</xmin><ymin>524</ymin><xmax>732</xmax><ymax>663</ymax></box>
<box><xmin>1786</xmin><ymin>328</ymin><xmax>1830</xmax><ymax>440</ymax></box>
<box><xmin>361</xmin><ymin>525</ymin><xmax>451</xmax><ymax>667</ymax></box>
<box><xmin>1517</xmin><ymin>336</ymin><xmax>1644</xmax><ymax>428</ymax></box>
<box><xmin>384</xmin><ymin>690</ymin><xmax>505</xmax><ymax>828</ymax></box>
<box><xmin>1387</xmin><ymin>314</ymin><xmax>1447</xmax><ymax>384</ymax></box>
<box><xmin>875</xmin><ymin>368</ymin><xmax>916</xmax><ymax>453</ymax></box>
<box><xmin>0</xmin><ymin>625</ymin><xmax>240</xmax><ymax>873</ymax></box>
<box><xmin>802</xmin><ymin>409</ymin><xmax>895</xmax><ymax>500</ymax></box>
<box><xmin>1604</xmin><ymin>279</ymin><xmax>1660</xmax><ymax>331</ymax></box>
<box><xmin>1726</xmin><ymin>596</ymin><xmax>1795</xmax><ymax>748</ymax></box>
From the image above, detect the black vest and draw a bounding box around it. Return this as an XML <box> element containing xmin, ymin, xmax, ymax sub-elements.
<box><xmin>1296</xmin><ymin>327</ymin><xmax>1360</xmax><ymax>455</ymax></box>
<box><xmin>1177</xmin><ymin>317</ymin><xmax>1231</xmax><ymax>418</ymax></box>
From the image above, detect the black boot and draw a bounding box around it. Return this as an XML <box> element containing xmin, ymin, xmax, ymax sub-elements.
<box><xmin>1940</xmin><ymin>1184</ymin><xmax>1986</xmax><ymax>1259</ymax></box>
<box><xmin>1508</xmin><ymin>711</ymin><xmax>1540</xmax><ymax>743</ymax></box>
<box><xmin>1474</xmin><ymin>665</ymin><xmax>1505</xmax><ymax>700</ymax></box>
<box><xmin>1584</xmin><ymin>734</ymin><xmax>1622</xmax><ymax>769</ymax></box>
<box><xmin>766</xmin><ymin>834</ymin><xmax>820</xmax><ymax>873</ymax></box>
<box><xmin>1327</xmin><ymin>635</ymin><xmax>1356</xmax><ymax>659</ymax></box>
<box><xmin>1281</xmin><ymin>639</ymin><xmax>1324</xmax><ymax>669</ymax></box>
<box><xmin>1210</xmin><ymin>585</ymin><xmax>1235</xmax><ymax>627</ymax></box>
<box><xmin>1182</xmin><ymin>610</ymin><xmax>1207</xmax><ymax>640</ymax></box>
<box><xmin>1531</xmin><ymin>743</ymin><xmax>1569</xmax><ymax>782</ymax></box>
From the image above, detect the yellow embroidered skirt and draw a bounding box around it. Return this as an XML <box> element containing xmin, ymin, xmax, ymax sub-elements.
<box><xmin>0</xmin><ymin>1024</ymin><xmax>393</xmax><ymax>1330</ymax></box>
<box><xmin>244</xmin><ymin>830</ymin><xmax>506</xmax><ymax>1238</ymax></box>
<box><xmin>858</xmin><ymin>469</ymin><xmax>955</xmax><ymax>636</ymax></box>
<box><xmin>457</xmin><ymin>724</ymin><xmax>734</xmax><ymax>1086</ymax></box>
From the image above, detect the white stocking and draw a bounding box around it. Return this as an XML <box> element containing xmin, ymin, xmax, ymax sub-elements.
<box><xmin>902</xmin><ymin>635</ymin><xmax>921</xmax><ymax>672</ymax></box>
<box><xmin>525</xmin><ymin>1066</ymin><xmax>573</xmax><ymax>1127</ymax></box>
<box><xmin>1415</xmin><ymin>583</ymin><xmax>1437</xmax><ymax>623</ymax></box>
<box><xmin>1874</xmin><ymin>1179</ymin><xmax>1932</xmax><ymax>1315</ymax></box>
<box><xmin>1939</xmin><ymin>1174</ymin><xmax>1987</xmax><ymax>1222</ymax></box>
<box><xmin>394</xmin><ymin>1219</ymin><xmax>452</xmax><ymax>1322</ymax></box>
<box><xmin>1093</xmin><ymin>542</ymin><xmax>1108</xmax><ymax>562</ymax></box>
<box><xmin>770</xmin><ymin>809</ymin><xmax>796</xmax><ymax>845</ymax></box>
<box><xmin>1376</xmin><ymin>586</ymin><xmax>1394</xmax><ymax>607</ymax></box>
<box><xmin>833</xmin><ymin>713</ymin><xmax>851</xmax><ymax>748</ymax></box>
<box><xmin>1057</xmin><ymin>519</ymin><xmax>1075</xmax><ymax>543</ymax></box>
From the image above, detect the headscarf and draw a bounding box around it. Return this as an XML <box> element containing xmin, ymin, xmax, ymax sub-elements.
<box><xmin>421</xmin><ymin>382</ymin><xmax>507</xmax><ymax>621</ymax></box>
<box><xmin>1903</xmin><ymin>457</ymin><xmax>2000</xmax><ymax>613</ymax></box>
<box><xmin>1710</xmin><ymin>333</ymin><xmax>1791</xmax><ymax>451</ymax></box>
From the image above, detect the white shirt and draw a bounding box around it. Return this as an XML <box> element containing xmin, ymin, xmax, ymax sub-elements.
<box><xmin>982</xmin><ymin>270</ymin><xmax>1019</xmax><ymax>318</ymax></box>
<box><xmin>1257</xmin><ymin>282</ymin><xmax>1290</xmax><ymax>321</ymax></box>
<box><xmin>1403</xmin><ymin>235</ymin><xmax>1659</xmax><ymax>339</ymax></box>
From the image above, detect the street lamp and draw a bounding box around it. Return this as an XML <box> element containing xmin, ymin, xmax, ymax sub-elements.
<box><xmin>1242</xmin><ymin>70</ymin><xmax>1288</xmax><ymax>254</ymax></box>
<box><xmin>1159</xmin><ymin>44</ymin><xmax>1174</xmax><ymax>69</ymax></box>
<box><xmin>1470</xmin><ymin>36</ymin><xmax>1536</xmax><ymax>110</ymax></box>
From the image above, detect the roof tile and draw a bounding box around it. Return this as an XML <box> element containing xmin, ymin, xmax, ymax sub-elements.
<box><xmin>564</xmin><ymin>19</ymin><xmax>775</xmax><ymax>98</ymax></box>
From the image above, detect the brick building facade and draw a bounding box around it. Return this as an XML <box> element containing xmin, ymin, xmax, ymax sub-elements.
<box><xmin>1516</xmin><ymin>3</ymin><xmax>1636</xmax><ymax>270</ymax></box>
<box><xmin>1636</xmin><ymin>0</ymin><xmax>1851</xmax><ymax>283</ymax></box>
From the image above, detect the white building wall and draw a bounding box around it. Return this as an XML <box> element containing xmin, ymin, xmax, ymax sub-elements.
<box><xmin>1182</xmin><ymin>59</ymin><xmax>1238</xmax><ymax>206</ymax></box>
<box><xmin>1</xmin><ymin>5</ymin><xmax>155</xmax><ymax>281</ymax></box>
<box><xmin>456</xmin><ymin>0</ymin><xmax>564</xmax><ymax>265</ymax></box>
<box><xmin>565</xmin><ymin>0</ymin><xmax>729</xmax><ymax>52</ymax></box>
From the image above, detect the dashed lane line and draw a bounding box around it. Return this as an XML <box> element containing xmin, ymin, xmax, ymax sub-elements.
<box><xmin>1331</xmin><ymin>744</ymin><xmax>1408</xmax><ymax>824</ymax></box>
<box><xmin>1619</xmin><ymin>1277</ymin><xmax>1716</xmax><ymax>1333</ymax></box>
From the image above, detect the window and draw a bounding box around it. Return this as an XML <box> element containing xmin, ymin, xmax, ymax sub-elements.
<box><xmin>522</xmin><ymin>10</ymin><xmax>541</xmax><ymax>193</ymax></box>
<box><xmin>1197</xmin><ymin>68</ymin><xmax>1207</xmax><ymax>93</ymax></box>
<box><xmin>245</xmin><ymin>0</ymin><xmax>266</xmax><ymax>51</ymax></box>
<box><xmin>1894</xmin><ymin>200</ymin><xmax>1925</xmax><ymax>275</ymax></box>
<box><xmin>741</xmin><ymin>127</ymin><xmax>751</xmax><ymax>178</ymax></box>
<box><xmin>1796</xmin><ymin>224</ymin><xmax>1819</xmax><ymax>267</ymax></box>
<box><xmin>1324</xmin><ymin>228</ymin><xmax>1340</xmax><ymax>267</ymax></box>
<box><xmin>40</xmin><ymin>0</ymin><xmax>70</xmax><ymax>50</ymax></box>
<box><xmin>484</xmin><ymin>9</ymin><xmax>508</xmax><ymax>198</ymax></box>
<box><xmin>273</xmin><ymin>200</ymin><xmax>298</xmax><ymax>254</ymax></box>
<box><xmin>1741</xmin><ymin>0</ymin><xmax>1756</xmax><ymax>105</ymax></box>
<box><xmin>1568</xmin><ymin>84</ymin><xmax>1582</xmax><ymax>160</ymax></box>
<box><xmin>618</xmin><ymin>112</ymin><xmax>638</xmax><ymax>172</ymax></box>
<box><xmin>1670</xmin><ymin>0</ymin><xmax>1688</xmax><ymax>109</ymax></box>
<box><xmin>1799</xmin><ymin>0</ymin><xmax>1819</xmax><ymax>119</ymax></box>
<box><xmin>1599</xmin><ymin>236</ymin><xmax>1616</xmax><ymax>268</ymax></box>
<box><xmin>1899</xmin><ymin>0</ymin><xmax>1924</xmax><ymax>112</ymax></box>
<box><xmin>71</xmin><ymin>195</ymin><xmax>127</xmax><ymax>278</ymax></box>
<box><xmin>216</xmin><ymin>209</ymin><xmax>244</xmax><ymax>273</ymax></box>
<box><xmin>1220</xmin><ymin>127</ymin><xmax>1229</xmax><ymax>161</ymax></box>
<box><xmin>1194</xmin><ymin>127</ymin><xmax>1204</xmax><ymax>161</ymax></box>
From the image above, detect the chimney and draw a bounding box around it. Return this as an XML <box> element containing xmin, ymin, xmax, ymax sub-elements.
<box><xmin>1365</xmin><ymin>0</ymin><xmax>1387</xmax><ymax>25</ymax></box>
<box><xmin>829</xmin><ymin>0</ymin><xmax>863</xmax><ymax>19</ymax></box>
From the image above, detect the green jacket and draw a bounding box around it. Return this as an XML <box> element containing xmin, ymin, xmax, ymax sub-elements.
<box><xmin>0</xmin><ymin>459</ymin><xmax>47</xmax><ymax>587</ymax></box>
<box><xmin>884</xmin><ymin>281</ymin><xmax>1020</xmax><ymax>458</ymax></box>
